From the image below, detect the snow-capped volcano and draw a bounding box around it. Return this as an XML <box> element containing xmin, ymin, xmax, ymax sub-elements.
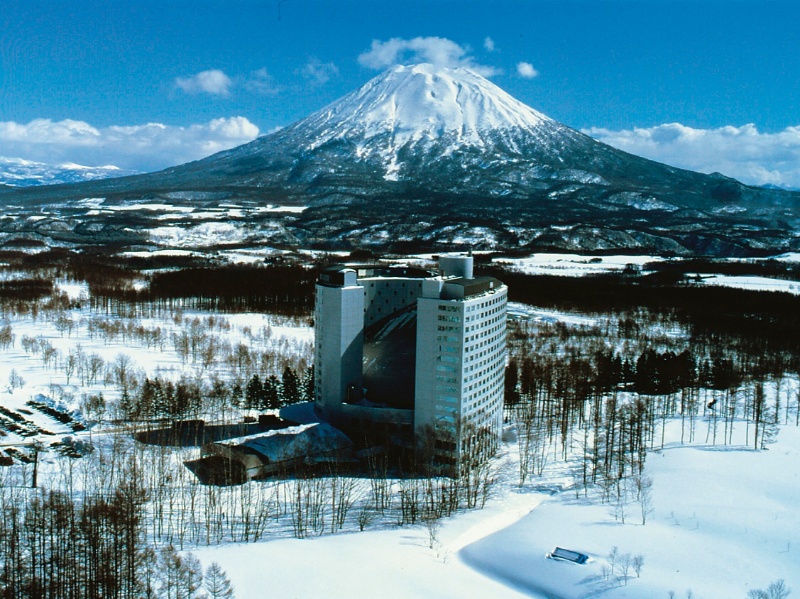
<box><xmin>291</xmin><ymin>64</ymin><xmax>561</xmax><ymax>180</ymax></box>
<box><xmin>180</xmin><ymin>61</ymin><xmax>615</xmax><ymax>190</ymax></box>
<box><xmin>303</xmin><ymin>64</ymin><xmax>552</xmax><ymax>149</ymax></box>
<box><xmin>311</xmin><ymin>63</ymin><xmax>551</xmax><ymax>139</ymax></box>
<box><xmin>2</xmin><ymin>64</ymin><xmax>799</xmax><ymax>256</ymax></box>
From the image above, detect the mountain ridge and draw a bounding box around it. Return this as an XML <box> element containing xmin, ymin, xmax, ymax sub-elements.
<box><xmin>0</xmin><ymin>156</ymin><xmax>137</xmax><ymax>188</ymax></box>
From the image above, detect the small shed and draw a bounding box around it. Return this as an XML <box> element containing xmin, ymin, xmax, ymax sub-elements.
<box><xmin>547</xmin><ymin>547</ymin><xmax>589</xmax><ymax>564</ymax></box>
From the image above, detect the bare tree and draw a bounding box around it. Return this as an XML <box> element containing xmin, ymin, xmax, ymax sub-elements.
<box><xmin>632</xmin><ymin>553</ymin><xmax>645</xmax><ymax>578</ymax></box>
<box><xmin>158</xmin><ymin>545</ymin><xmax>204</xmax><ymax>599</ymax></box>
<box><xmin>611</xmin><ymin>490</ymin><xmax>629</xmax><ymax>524</ymax></box>
<box><xmin>0</xmin><ymin>324</ymin><xmax>14</xmax><ymax>349</ymax></box>
<box><xmin>8</xmin><ymin>368</ymin><xmax>25</xmax><ymax>390</ymax></box>
<box><xmin>748</xmin><ymin>579</ymin><xmax>791</xmax><ymax>599</ymax></box>
<box><xmin>608</xmin><ymin>546</ymin><xmax>619</xmax><ymax>575</ymax></box>
<box><xmin>64</xmin><ymin>351</ymin><xmax>77</xmax><ymax>385</ymax></box>
<box><xmin>600</xmin><ymin>564</ymin><xmax>612</xmax><ymax>581</ymax></box>
<box><xmin>87</xmin><ymin>353</ymin><xmax>105</xmax><ymax>385</ymax></box>
<box><xmin>619</xmin><ymin>553</ymin><xmax>632</xmax><ymax>584</ymax></box>
<box><xmin>633</xmin><ymin>474</ymin><xmax>654</xmax><ymax>525</ymax></box>
<box><xmin>113</xmin><ymin>353</ymin><xmax>134</xmax><ymax>391</ymax></box>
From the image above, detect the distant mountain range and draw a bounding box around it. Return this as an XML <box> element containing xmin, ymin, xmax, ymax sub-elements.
<box><xmin>1</xmin><ymin>63</ymin><xmax>798</xmax><ymax>256</ymax></box>
<box><xmin>0</xmin><ymin>157</ymin><xmax>136</xmax><ymax>187</ymax></box>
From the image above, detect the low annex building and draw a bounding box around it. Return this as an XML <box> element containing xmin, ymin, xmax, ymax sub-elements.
<box><xmin>202</xmin><ymin>422</ymin><xmax>354</xmax><ymax>482</ymax></box>
<box><xmin>314</xmin><ymin>253</ymin><xmax>507</xmax><ymax>469</ymax></box>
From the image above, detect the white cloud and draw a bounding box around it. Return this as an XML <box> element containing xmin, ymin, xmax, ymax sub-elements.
<box><xmin>0</xmin><ymin>118</ymin><xmax>101</xmax><ymax>145</ymax></box>
<box><xmin>516</xmin><ymin>62</ymin><xmax>539</xmax><ymax>79</ymax></box>
<box><xmin>584</xmin><ymin>122</ymin><xmax>800</xmax><ymax>188</ymax></box>
<box><xmin>358</xmin><ymin>36</ymin><xmax>500</xmax><ymax>77</ymax></box>
<box><xmin>484</xmin><ymin>37</ymin><xmax>496</xmax><ymax>52</ymax></box>
<box><xmin>244</xmin><ymin>68</ymin><xmax>282</xmax><ymax>96</ymax></box>
<box><xmin>0</xmin><ymin>117</ymin><xmax>260</xmax><ymax>172</ymax></box>
<box><xmin>301</xmin><ymin>58</ymin><xmax>339</xmax><ymax>86</ymax></box>
<box><xmin>175</xmin><ymin>69</ymin><xmax>233</xmax><ymax>96</ymax></box>
<box><xmin>175</xmin><ymin>68</ymin><xmax>285</xmax><ymax>97</ymax></box>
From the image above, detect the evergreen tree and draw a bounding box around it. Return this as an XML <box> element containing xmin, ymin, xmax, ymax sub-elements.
<box><xmin>245</xmin><ymin>375</ymin><xmax>263</xmax><ymax>410</ymax></box>
<box><xmin>204</xmin><ymin>561</ymin><xmax>235</xmax><ymax>599</ymax></box>
<box><xmin>302</xmin><ymin>366</ymin><xmax>315</xmax><ymax>402</ymax></box>
<box><xmin>264</xmin><ymin>374</ymin><xmax>281</xmax><ymax>410</ymax></box>
<box><xmin>282</xmin><ymin>366</ymin><xmax>301</xmax><ymax>405</ymax></box>
<box><xmin>231</xmin><ymin>382</ymin><xmax>244</xmax><ymax>408</ymax></box>
<box><xmin>504</xmin><ymin>358</ymin><xmax>520</xmax><ymax>405</ymax></box>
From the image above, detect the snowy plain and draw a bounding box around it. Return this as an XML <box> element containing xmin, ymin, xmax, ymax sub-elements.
<box><xmin>494</xmin><ymin>253</ymin><xmax>800</xmax><ymax>295</ymax></box>
<box><xmin>493</xmin><ymin>253</ymin><xmax>668</xmax><ymax>277</ymax></box>
<box><xmin>191</xmin><ymin>416</ymin><xmax>800</xmax><ymax>599</ymax></box>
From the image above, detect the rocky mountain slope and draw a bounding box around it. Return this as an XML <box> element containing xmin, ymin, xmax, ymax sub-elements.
<box><xmin>1</xmin><ymin>64</ymin><xmax>798</xmax><ymax>256</ymax></box>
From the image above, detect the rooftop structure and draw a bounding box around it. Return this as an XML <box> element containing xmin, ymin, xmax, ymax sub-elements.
<box><xmin>314</xmin><ymin>253</ymin><xmax>507</xmax><ymax>471</ymax></box>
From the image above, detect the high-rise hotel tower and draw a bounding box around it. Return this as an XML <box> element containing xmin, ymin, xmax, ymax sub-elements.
<box><xmin>314</xmin><ymin>254</ymin><xmax>507</xmax><ymax>469</ymax></box>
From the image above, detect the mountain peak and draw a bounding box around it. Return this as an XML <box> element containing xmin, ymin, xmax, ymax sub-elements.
<box><xmin>292</xmin><ymin>63</ymin><xmax>556</xmax><ymax>162</ymax></box>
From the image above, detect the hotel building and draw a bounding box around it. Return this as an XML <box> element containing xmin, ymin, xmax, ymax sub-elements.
<box><xmin>314</xmin><ymin>254</ymin><xmax>507</xmax><ymax>469</ymax></box>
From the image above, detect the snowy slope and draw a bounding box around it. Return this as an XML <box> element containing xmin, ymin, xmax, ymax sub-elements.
<box><xmin>298</xmin><ymin>64</ymin><xmax>556</xmax><ymax>162</ymax></box>
<box><xmin>199</xmin><ymin>62</ymin><xmax>604</xmax><ymax>186</ymax></box>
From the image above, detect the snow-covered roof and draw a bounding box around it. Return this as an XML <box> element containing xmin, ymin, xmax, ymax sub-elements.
<box><xmin>231</xmin><ymin>422</ymin><xmax>353</xmax><ymax>464</ymax></box>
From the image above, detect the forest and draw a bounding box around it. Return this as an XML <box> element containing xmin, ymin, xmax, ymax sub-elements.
<box><xmin>0</xmin><ymin>249</ymin><xmax>797</xmax><ymax>597</ymax></box>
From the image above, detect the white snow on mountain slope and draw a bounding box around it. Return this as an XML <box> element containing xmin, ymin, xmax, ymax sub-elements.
<box><xmin>0</xmin><ymin>156</ymin><xmax>136</xmax><ymax>186</ymax></box>
<box><xmin>292</xmin><ymin>64</ymin><xmax>562</xmax><ymax>170</ymax></box>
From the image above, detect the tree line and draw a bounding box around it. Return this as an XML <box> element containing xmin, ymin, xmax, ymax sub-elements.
<box><xmin>0</xmin><ymin>465</ymin><xmax>235</xmax><ymax>599</ymax></box>
<box><xmin>116</xmin><ymin>366</ymin><xmax>313</xmax><ymax>421</ymax></box>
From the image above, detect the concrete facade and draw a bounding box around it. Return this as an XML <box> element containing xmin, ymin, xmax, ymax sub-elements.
<box><xmin>414</xmin><ymin>275</ymin><xmax>507</xmax><ymax>467</ymax></box>
<box><xmin>314</xmin><ymin>268</ymin><xmax>364</xmax><ymax>419</ymax></box>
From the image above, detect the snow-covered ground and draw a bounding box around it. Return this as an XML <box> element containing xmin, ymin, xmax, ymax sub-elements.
<box><xmin>507</xmin><ymin>302</ymin><xmax>599</xmax><ymax>327</ymax></box>
<box><xmin>191</xmin><ymin>417</ymin><xmax>799</xmax><ymax>599</ymax></box>
<box><xmin>494</xmin><ymin>253</ymin><xmax>800</xmax><ymax>295</ymax></box>
<box><xmin>463</xmin><ymin>422</ymin><xmax>800</xmax><ymax>598</ymax></box>
<box><xmin>689</xmin><ymin>274</ymin><xmax>800</xmax><ymax>295</ymax></box>
<box><xmin>494</xmin><ymin>253</ymin><xmax>667</xmax><ymax>277</ymax></box>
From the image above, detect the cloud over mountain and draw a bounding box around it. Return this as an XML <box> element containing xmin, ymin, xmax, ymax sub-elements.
<box><xmin>358</xmin><ymin>37</ymin><xmax>500</xmax><ymax>77</ymax></box>
<box><xmin>0</xmin><ymin>117</ymin><xmax>260</xmax><ymax>172</ymax></box>
<box><xmin>516</xmin><ymin>62</ymin><xmax>538</xmax><ymax>79</ymax></box>
<box><xmin>301</xmin><ymin>59</ymin><xmax>339</xmax><ymax>86</ymax></box>
<box><xmin>585</xmin><ymin>123</ymin><xmax>800</xmax><ymax>189</ymax></box>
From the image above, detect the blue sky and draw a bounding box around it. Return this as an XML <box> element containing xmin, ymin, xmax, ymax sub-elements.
<box><xmin>1</xmin><ymin>0</ymin><xmax>799</xmax><ymax>186</ymax></box>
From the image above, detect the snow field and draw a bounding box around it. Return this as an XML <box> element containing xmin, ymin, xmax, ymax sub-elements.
<box><xmin>494</xmin><ymin>253</ymin><xmax>667</xmax><ymax>277</ymax></box>
<box><xmin>190</xmin><ymin>416</ymin><xmax>800</xmax><ymax>599</ymax></box>
<box><xmin>495</xmin><ymin>253</ymin><xmax>800</xmax><ymax>295</ymax></box>
<box><xmin>464</xmin><ymin>421</ymin><xmax>800</xmax><ymax>598</ymax></box>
